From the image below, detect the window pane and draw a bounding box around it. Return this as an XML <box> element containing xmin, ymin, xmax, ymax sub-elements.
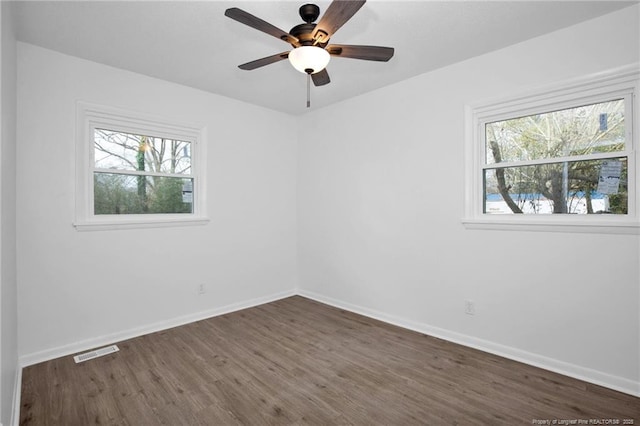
<box><xmin>486</xmin><ymin>99</ymin><xmax>625</xmax><ymax>164</ymax></box>
<box><xmin>94</xmin><ymin>173</ymin><xmax>194</xmax><ymax>215</ymax></box>
<box><xmin>94</xmin><ymin>129</ymin><xmax>192</xmax><ymax>175</ymax></box>
<box><xmin>484</xmin><ymin>158</ymin><xmax>627</xmax><ymax>214</ymax></box>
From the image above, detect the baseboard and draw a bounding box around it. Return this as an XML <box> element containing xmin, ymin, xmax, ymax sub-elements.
<box><xmin>19</xmin><ymin>289</ymin><xmax>296</xmax><ymax>367</ymax></box>
<box><xmin>10</xmin><ymin>366</ymin><xmax>21</xmax><ymax>426</ymax></box>
<box><xmin>17</xmin><ymin>287</ymin><xmax>639</xmax><ymax>398</ymax></box>
<box><xmin>298</xmin><ymin>289</ymin><xmax>640</xmax><ymax>398</ymax></box>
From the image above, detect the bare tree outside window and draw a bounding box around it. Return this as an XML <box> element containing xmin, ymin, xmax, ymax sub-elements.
<box><xmin>93</xmin><ymin>129</ymin><xmax>194</xmax><ymax>215</ymax></box>
<box><xmin>484</xmin><ymin>99</ymin><xmax>627</xmax><ymax>214</ymax></box>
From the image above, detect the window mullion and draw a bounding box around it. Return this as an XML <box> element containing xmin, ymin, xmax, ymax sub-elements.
<box><xmin>92</xmin><ymin>168</ymin><xmax>193</xmax><ymax>179</ymax></box>
<box><xmin>482</xmin><ymin>151</ymin><xmax>630</xmax><ymax>170</ymax></box>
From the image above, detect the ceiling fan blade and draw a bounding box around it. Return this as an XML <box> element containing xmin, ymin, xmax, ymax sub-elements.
<box><xmin>311</xmin><ymin>69</ymin><xmax>331</xmax><ymax>86</ymax></box>
<box><xmin>326</xmin><ymin>44</ymin><xmax>394</xmax><ymax>61</ymax></box>
<box><xmin>225</xmin><ymin>8</ymin><xmax>299</xmax><ymax>46</ymax></box>
<box><xmin>312</xmin><ymin>0</ymin><xmax>366</xmax><ymax>44</ymax></box>
<box><xmin>238</xmin><ymin>52</ymin><xmax>290</xmax><ymax>70</ymax></box>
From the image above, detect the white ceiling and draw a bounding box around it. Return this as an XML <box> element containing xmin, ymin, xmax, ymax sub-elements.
<box><xmin>13</xmin><ymin>0</ymin><xmax>638</xmax><ymax>115</ymax></box>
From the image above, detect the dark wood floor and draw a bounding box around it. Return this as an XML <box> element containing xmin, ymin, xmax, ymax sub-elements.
<box><xmin>20</xmin><ymin>296</ymin><xmax>640</xmax><ymax>425</ymax></box>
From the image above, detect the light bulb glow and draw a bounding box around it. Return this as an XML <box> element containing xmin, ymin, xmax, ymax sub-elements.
<box><xmin>288</xmin><ymin>46</ymin><xmax>330</xmax><ymax>74</ymax></box>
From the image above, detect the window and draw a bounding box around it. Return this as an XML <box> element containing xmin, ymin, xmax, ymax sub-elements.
<box><xmin>93</xmin><ymin>129</ymin><xmax>194</xmax><ymax>215</ymax></box>
<box><xmin>485</xmin><ymin>99</ymin><xmax>628</xmax><ymax>215</ymax></box>
<box><xmin>75</xmin><ymin>103</ymin><xmax>208</xmax><ymax>231</ymax></box>
<box><xmin>464</xmin><ymin>67</ymin><xmax>639</xmax><ymax>233</ymax></box>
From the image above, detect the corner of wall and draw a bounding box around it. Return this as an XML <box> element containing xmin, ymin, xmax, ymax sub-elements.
<box><xmin>1</xmin><ymin>1</ymin><xmax>20</xmax><ymax>425</ymax></box>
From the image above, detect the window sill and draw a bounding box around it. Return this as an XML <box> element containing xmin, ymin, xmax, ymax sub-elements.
<box><xmin>461</xmin><ymin>217</ymin><xmax>640</xmax><ymax>234</ymax></box>
<box><xmin>74</xmin><ymin>216</ymin><xmax>210</xmax><ymax>232</ymax></box>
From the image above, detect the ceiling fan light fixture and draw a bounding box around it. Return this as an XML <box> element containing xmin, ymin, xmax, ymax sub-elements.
<box><xmin>288</xmin><ymin>46</ymin><xmax>330</xmax><ymax>74</ymax></box>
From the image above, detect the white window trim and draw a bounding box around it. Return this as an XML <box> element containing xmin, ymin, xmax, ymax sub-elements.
<box><xmin>463</xmin><ymin>65</ymin><xmax>640</xmax><ymax>234</ymax></box>
<box><xmin>75</xmin><ymin>102</ymin><xmax>209</xmax><ymax>231</ymax></box>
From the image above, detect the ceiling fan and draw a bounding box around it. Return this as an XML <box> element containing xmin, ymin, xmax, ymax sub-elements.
<box><xmin>225</xmin><ymin>1</ymin><xmax>394</xmax><ymax>106</ymax></box>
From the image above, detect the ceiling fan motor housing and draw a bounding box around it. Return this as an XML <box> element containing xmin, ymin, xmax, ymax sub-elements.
<box><xmin>290</xmin><ymin>23</ymin><xmax>322</xmax><ymax>46</ymax></box>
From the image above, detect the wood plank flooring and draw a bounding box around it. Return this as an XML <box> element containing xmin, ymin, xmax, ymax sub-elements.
<box><xmin>20</xmin><ymin>296</ymin><xmax>640</xmax><ymax>425</ymax></box>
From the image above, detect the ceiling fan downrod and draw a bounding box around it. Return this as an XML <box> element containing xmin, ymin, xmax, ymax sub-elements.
<box><xmin>306</xmin><ymin>71</ymin><xmax>311</xmax><ymax>108</ymax></box>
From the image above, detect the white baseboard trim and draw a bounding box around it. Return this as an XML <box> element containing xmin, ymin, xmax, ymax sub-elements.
<box><xmin>11</xmin><ymin>366</ymin><xmax>22</xmax><ymax>426</ymax></box>
<box><xmin>19</xmin><ymin>289</ymin><xmax>296</xmax><ymax>368</ymax></box>
<box><xmin>298</xmin><ymin>289</ymin><xmax>640</xmax><ymax>398</ymax></box>
<box><xmin>17</xmin><ymin>288</ymin><xmax>639</xmax><ymax>399</ymax></box>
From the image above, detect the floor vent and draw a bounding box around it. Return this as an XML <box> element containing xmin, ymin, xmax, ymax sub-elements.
<box><xmin>73</xmin><ymin>345</ymin><xmax>119</xmax><ymax>363</ymax></box>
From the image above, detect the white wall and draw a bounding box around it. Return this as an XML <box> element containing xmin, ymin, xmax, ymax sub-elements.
<box><xmin>0</xmin><ymin>1</ymin><xmax>19</xmax><ymax>424</ymax></box>
<box><xmin>298</xmin><ymin>5</ymin><xmax>640</xmax><ymax>395</ymax></box>
<box><xmin>17</xmin><ymin>43</ymin><xmax>298</xmax><ymax>363</ymax></box>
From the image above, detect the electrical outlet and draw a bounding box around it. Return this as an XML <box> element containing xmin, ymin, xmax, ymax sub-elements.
<box><xmin>198</xmin><ymin>284</ymin><xmax>206</xmax><ymax>295</ymax></box>
<box><xmin>464</xmin><ymin>300</ymin><xmax>475</xmax><ymax>316</ymax></box>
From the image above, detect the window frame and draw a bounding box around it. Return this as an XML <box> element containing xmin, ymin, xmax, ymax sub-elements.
<box><xmin>75</xmin><ymin>102</ymin><xmax>208</xmax><ymax>231</ymax></box>
<box><xmin>463</xmin><ymin>66</ymin><xmax>640</xmax><ymax>234</ymax></box>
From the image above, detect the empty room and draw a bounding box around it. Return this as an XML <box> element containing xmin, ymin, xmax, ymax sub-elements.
<box><xmin>1</xmin><ymin>0</ymin><xmax>640</xmax><ymax>424</ymax></box>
